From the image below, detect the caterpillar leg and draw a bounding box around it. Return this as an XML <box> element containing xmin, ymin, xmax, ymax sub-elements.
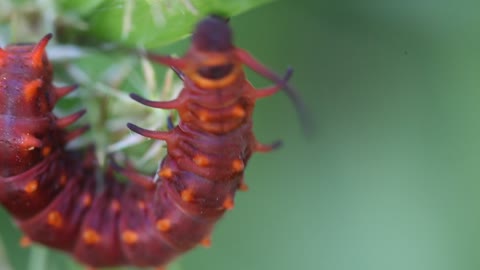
<box><xmin>19</xmin><ymin>236</ymin><xmax>32</xmax><ymax>248</ymax></box>
<box><xmin>238</xmin><ymin>177</ymin><xmax>249</xmax><ymax>191</ymax></box>
<box><xmin>200</xmin><ymin>235</ymin><xmax>212</xmax><ymax>248</ymax></box>
<box><xmin>254</xmin><ymin>140</ymin><xmax>283</xmax><ymax>153</ymax></box>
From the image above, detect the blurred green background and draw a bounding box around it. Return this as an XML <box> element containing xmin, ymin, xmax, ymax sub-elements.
<box><xmin>2</xmin><ymin>0</ymin><xmax>480</xmax><ymax>270</ymax></box>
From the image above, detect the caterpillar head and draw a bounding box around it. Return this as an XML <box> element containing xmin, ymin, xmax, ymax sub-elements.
<box><xmin>183</xmin><ymin>16</ymin><xmax>242</xmax><ymax>89</ymax></box>
<box><xmin>192</xmin><ymin>15</ymin><xmax>232</xmax><ymax>52</ymax></box>
<box><xmin>147</xmin><ymin>16</ymin><xmax>244</xmax><ymax>89</ymax></box>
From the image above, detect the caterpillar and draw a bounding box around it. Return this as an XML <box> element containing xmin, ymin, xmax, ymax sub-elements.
<box><xmin>0</xmin><ymin>16</ymin><xmax>303</xmax><ymax>269</ymax></box>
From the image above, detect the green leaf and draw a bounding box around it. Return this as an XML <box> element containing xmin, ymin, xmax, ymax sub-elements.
<box><xmin>73</xmin><ymin>0</ymin><xmax>274</xmax><ymax>48</ymax></box>
<box><xmin>57</xmin><ymin>0</ymin><xmax>104</xmax><ymax>15</ymax></box>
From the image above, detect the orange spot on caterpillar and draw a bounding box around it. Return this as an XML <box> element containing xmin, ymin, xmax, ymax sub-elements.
<box><xmin>231</xmin><ymin>105</ymin><xmax>245</xmax><ymax>118</ymax></box>
<box><xmin>47</xmin><ymin>211</ymin><xmax>63</xmax><ymax>228</ymax></box>
<box><xmin>122</xmin><ymin>230</ymin><xmax>139</xmax><ymax>245</ymax></box>
<box><xmin>42</xmin><ymin>146</ymin><xmax>51</xmax><ymax>157</ymax></box>
<box><xmin>23</xmin><ymin>79</ymin><xmax>42</xmax><ymax>102</ymax></box>
<box><xmin>110</xmin><ymin>200</ymin><xmax>121</xmax><ymax>212</ymax></box>
<box><xmin>82</xmin><ymin>194</ymin><xmax>92</xmax><ymax>207</ymax></box>
<box><xmin>137</xmin><ymin>200</ymin><xmax>146</xmax><ymax>210</ymax></box>
<box><xmin>232</xmin><ymin>159</ymin><xmax>244</xmax><ymax>172</ymax></box>
<box><xmin>193</xmin><ymin>155</ymin><xmax>209</xmax><ymax>166</ymax></box>
<box><xmin>223</xmin><ymin>196</ymin><xmax>234</xmax><ymax>210</ymax></box>
<box><xmin>238</xmin><ymin>182</ymin><xmax>249</xmax><ymax>192</ymax></box>
<box><xmin>197</xmin><ymin>110</ymin><xmax>210</xmax><ymax>121</ymax></box>
<box><xmin>181</xmin><ymin>189</ymin><xmax>194</xmax><ymax>202</ymax></box>
<box><xmin>156</xmin><ymin>219</ymin><xmax>171</xmax><ymax>232</ymax></box>
<box><xmin>24</xmin><ymin>180</ymin><xmax>38</xmax><ymax>194</ymax></box>
<box><xmin>82</xmin><ymin>229</ymin><xmax>101</xmax><ymax>245</ymax></box>
<box><xmin>200</xmin><ymin>236</ymin><xmax>212</xmax><ymax>248</ymax></box>
<box><xmin>159</xmin><ymin>167</ymin><xmax>173</xmax><ymax>179</ymax></box>
<box><xmin>19</xmin><ymin>236</ymin><xmax>32</xmax><ymax>248</ymax></box>
<box><xmin>59</xmin><ymin>173</ymin><xmax>67</xmax><ymax>186</ymax></box>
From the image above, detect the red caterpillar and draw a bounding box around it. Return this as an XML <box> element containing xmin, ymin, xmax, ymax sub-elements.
<box><xmin>0</xmin><ymin>16</ymin><xmax>302</xmax><ymax>268</ymax></box>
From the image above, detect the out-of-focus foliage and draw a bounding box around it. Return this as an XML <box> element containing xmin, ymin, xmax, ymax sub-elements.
<box><xmin>1</xmin><ymin>0</ymin><xmax>272</xmax><ymax>47</ymax></box>
<box><xmin>73</xmin><ymin>0</ymin><xmax>274</xmax><ymax>47</ymax></box>
<box><xmin>58</xmin><ymin>0</ymin><xmax>104</xmax><ymax>15</ymax></box>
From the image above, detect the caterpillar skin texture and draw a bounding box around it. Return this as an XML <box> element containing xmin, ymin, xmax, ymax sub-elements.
<box><xmin>0</xmin><ymin>16</ymin><xmax>294</xmax><ymax>268</ymax></box>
